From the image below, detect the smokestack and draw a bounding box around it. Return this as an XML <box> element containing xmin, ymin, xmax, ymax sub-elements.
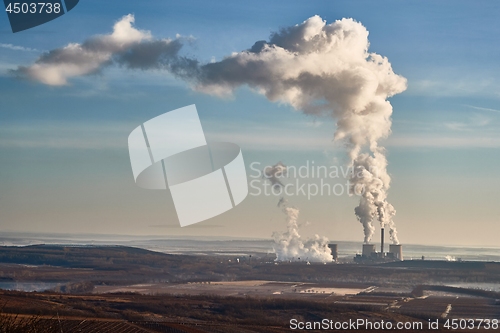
<box><xmin>381</xmin><ymin>228</ymin><xmax>385</xmax><ymax>255</ymax></box>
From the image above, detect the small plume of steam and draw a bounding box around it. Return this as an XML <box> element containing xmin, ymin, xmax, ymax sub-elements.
<box><xmin>265</xmin><ymin>162</ymin><xmax>333</xmax><ymax>263</ymax></box>
<box><xmin>263</xmin><ymin>161</ymin><xmax>287</xmax><ymax>189</ymax></box>
<box><xmin>273</xmin><ymin>199</ymin><xmax>333</xmax><ymax>263</ymax></box>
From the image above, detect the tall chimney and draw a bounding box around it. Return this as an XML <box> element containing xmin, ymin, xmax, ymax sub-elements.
<box><xmin>381</xmin><ymin>227</ymin><xmax>385</xmax><ymax>255</ymax></box>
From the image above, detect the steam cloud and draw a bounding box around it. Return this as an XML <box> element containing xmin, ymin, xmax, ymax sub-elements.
<box><xmin>191</xmin><ymin>16</ymin><xmax>407</xmax><ymax>244</ymax></box>
<box><xmin>350</xmin><ymin>152</ymin><xmax>399</xmax><ymax>244</ymax></box>
<box><xmin>273</xmin><ymin>199</ymin><xmax>333</xmax><ymax>263</ymax></box>
<box><xmin>266</xmin><ymin>163</ymin><xmax>333</xmax><ymax>263</ymax></box>
<box><xmin>12</xmin><ymin>15</ymin><xmax>184</xmax><ymax>85</ymax></box>
<box><xmin>15</xmin><ymin>14</ymin><xmax>406</xmax><ymax>244</ymax></box>
<box><xmin>263</xmin><ymin>161</ymin><xmax>287</xmax><ymax>190</ymax></box>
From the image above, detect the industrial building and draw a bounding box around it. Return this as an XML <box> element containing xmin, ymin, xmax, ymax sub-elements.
<box><xmin>328</xmin><ymin>243</ymin><xmax>338</xmax><ymax>261</ymax></box>
<box><xmin>354</xmin><ymin>228</ymin><xmax>404</xmax><ymax>263</ymax></box>
<box><xmin>389</xmin><ymin>244</ymin><xmax>403</xmax><ymax>260</ymax></box>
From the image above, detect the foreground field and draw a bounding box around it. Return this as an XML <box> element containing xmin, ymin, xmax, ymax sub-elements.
<box><xmin>1</xmin><ymin>289</ymin><xmax>499</xmax><ymax>332</ymax></box>
<box><xmin>0</xmin><ymin>290</ymin><xmax>436</xmax><ymax>332</ymax></box>
<box><xmin>0</xmin><ymin>245</ymin><xmax>499</xmax><ymax>332</ymax></box>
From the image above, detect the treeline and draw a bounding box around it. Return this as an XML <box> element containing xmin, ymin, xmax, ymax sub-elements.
<box><xmin>1</xmin><ymin>245</ymin><xmax>500</xmax><ymax>287</ymax></box>
<box><xmin>0</xmin><ymin>245</ymin><xmax>184</xmax><ymax>269</ymax></box>
<box><xmin>51</xmin><ymin>281</ymin><xmax>94</xmax><ymax>294</ymax></box>
<box><xmin>411</xmin><ymin>284</ymin><xmax>500</xmax><ymax>299</ymax></box>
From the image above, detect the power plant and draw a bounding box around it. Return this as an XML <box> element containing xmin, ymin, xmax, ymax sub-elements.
<box><xmin>327</xmin><ymin>229</ymin><xmax>403</xmax><ymax>263</ymax></box>
<box><xmin>354</xmin><ymin>228</ymin><xmax>403</xmax><ymax>263</ymax></box>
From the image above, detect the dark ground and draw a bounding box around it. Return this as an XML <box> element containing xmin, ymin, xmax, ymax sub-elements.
<box><xmin>0</xmin><ymin>245</ymin><xmax>499</xmax><ymax>332</ymax></box>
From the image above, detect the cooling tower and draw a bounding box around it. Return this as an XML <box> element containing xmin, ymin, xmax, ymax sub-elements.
<box><xmin>389</xmin><ymin>244</ymin><xmax>403</xmax><ymax>261</ymax></box>
<box><xmin>328</xmin><ymin>244</ymin><xmax>338</xmax><ymax>261</ymax></box>
<box><xmin>362</xmin><ymin>244</ymin><xmax>376</xmax><ymax>257</ymax></box>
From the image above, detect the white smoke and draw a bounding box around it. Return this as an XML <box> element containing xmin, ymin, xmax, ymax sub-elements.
<box><xmin>15</xmin><ymin>15</ymin><xmax>406</xmax><ymax>244</ymax></box>
<box><xmin>273</xmin><ymin>200</ymin><xmax>333</xmax><ymax>263</ymax></box>
<box><xmin>263</xmin><ymin>161</ymin><xmax>287</xmax><ymax>189</ymax></box>
<box><xmin>350</xmin><ymin>151</ymin><xmax>399</xmax><ymax>244</ymax></box>
<box><xmin>12</xmin><ymin>15</ymin><xmax>183</xmax><ymax>85</ymax></box>
<box><xmin>191</xmin><ymin>16</ymin><xmax>406</xmax><ymax>244</ymax></box>
<box><xmin>265</xmin><ymin>163</ymin><xmax>333</xmax><ymax>263</ymax></box>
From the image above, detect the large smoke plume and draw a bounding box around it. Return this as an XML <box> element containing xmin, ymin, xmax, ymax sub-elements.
<box><xmin>14</xmin><ymin>14</ymin><xmax>406</xmax><ymax>244</ymax></box>
<box><xmin>265</xmin><ymin>163</ymin><xmax>333</xmax><ymax>263</ymax></box>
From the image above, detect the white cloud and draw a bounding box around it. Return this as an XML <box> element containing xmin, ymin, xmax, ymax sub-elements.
<box><xmin>0</xmin><ymin>123</ymin><xmax>131</xmax><ymax>149</ymax></box>
<box><xmin>0</xmin><ymin>43</ymin><xmax>39</xmax><ymax>52</ymax></box>
<box><xmin>407</xmin><ymin>78</ymin><xmax>500</xmax><ymax>98</ymax></box>
<box><xmin>12</xmin><ymin>14</ymin><xmax>181</xmax><ymax>86</ymax></box>
<box><xmin>387</xmin><ymin>135</ymin><xmax>500</xmax><ymax>148</ymax></box>
<box><xmin>464</xmin><ymin>104</ymin><xmax>500</xmax><ymax>114</ymax></box>
<box><xmin>444</xmin><ymin>113</ymin><xmax>492</xmax><ymax>131</ymax></box>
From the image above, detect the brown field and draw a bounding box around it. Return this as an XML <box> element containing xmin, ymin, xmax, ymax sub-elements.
<box><xmin>0</xmin><ymin>245</ymin><xmax>499</xmax><ymax>332</ymax></box>
<box><xmin>93</xmin><ymin>280</ymin><xmax>370</xmax><ymax>297</ymax></box>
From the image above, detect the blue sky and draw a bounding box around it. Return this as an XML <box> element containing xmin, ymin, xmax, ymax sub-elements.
<box><xmin>1</xmin><ymin>0</ymin><xmax>500</xmax><ymax>247</ymax></box>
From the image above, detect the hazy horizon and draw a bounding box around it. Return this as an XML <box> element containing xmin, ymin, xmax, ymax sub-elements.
<box><xmin>1</xmin><ymin>230</ymin><xmax>499</xmax><ymax>250</ymax></box>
